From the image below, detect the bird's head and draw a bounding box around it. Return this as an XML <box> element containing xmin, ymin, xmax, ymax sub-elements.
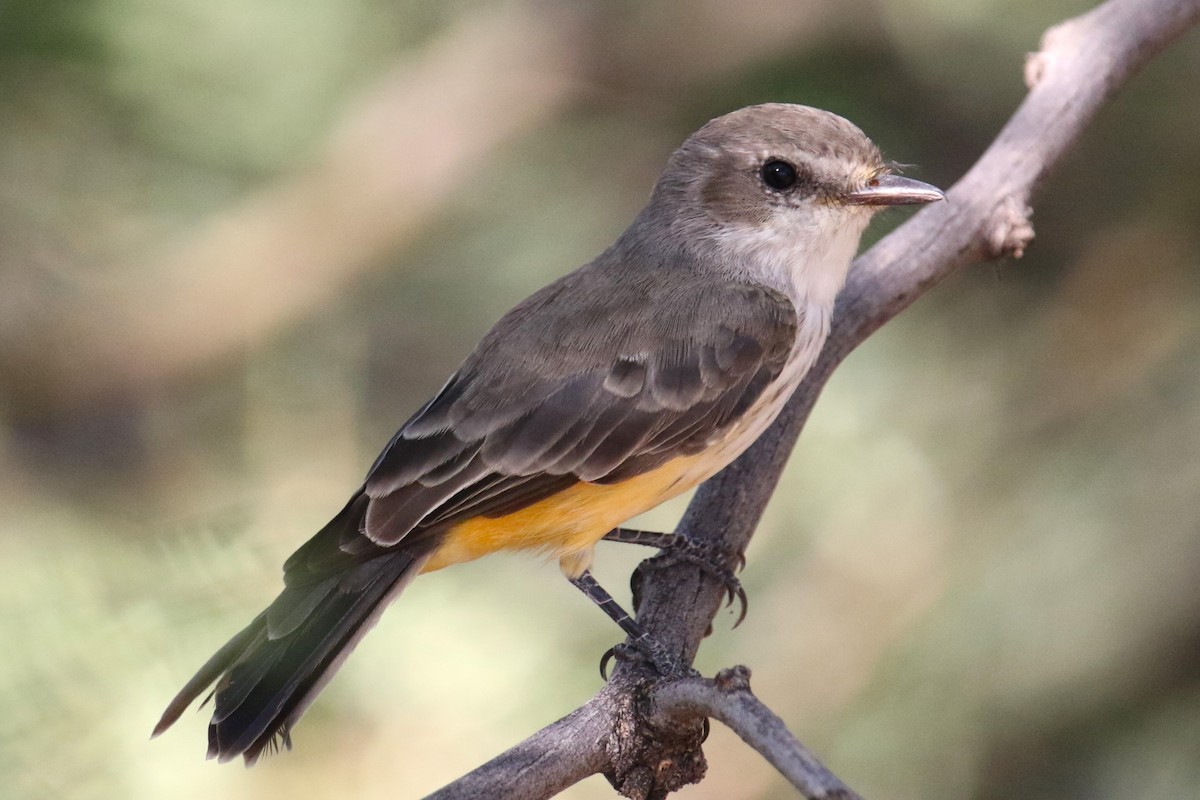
<box><xmin>645</xmin><ymin>103</ymin><xmax>944</xmax><ymax>306</ymax></box>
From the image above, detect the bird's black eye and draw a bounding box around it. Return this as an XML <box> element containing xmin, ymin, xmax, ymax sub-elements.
<box><xmin>760</xmin><ymin>159</ymin><xmax>798</xmax><ymax>191</ymax></box>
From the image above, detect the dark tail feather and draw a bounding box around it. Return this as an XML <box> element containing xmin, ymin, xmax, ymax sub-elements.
<box><xmin>153</xmin><ymin>547</ymin><xmax>430</xmax><ymax>764</ymax></box>
<box><xmin>152</xmin><ymin>611</ymin><xmax>269</xmax><ymax>738</ymax></box>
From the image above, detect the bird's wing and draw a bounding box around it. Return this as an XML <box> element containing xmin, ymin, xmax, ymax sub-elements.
<box><xmin>282</xmin><ymin>268</ymin><xmax>797</xmax><ymax>584</ymax></box>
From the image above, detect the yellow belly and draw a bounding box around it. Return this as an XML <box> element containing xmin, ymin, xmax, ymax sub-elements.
<box><xmin>418</xmin><ymin>345</ymin><xmax>814</xmax><ymax>579</ymax></box>
<box><xmin>421</xmin><ymin>453</ymin><xmax>710</xmax><ymax>576</ymax></box>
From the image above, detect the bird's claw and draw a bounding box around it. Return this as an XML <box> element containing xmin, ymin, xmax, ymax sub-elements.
<box><xmin>631</xmin><ymin>538</ymin><xmax>749</xmax><ymax>628</ymax></box>
<box><xmin>600</xmin><ymin>641</ymin><xmax>698</xmax><ymax>680</ymax></box>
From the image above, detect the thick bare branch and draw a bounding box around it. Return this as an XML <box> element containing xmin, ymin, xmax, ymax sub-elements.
<box><xmin>424</xmin><ymin>693</ymin><xmax>613</xmax><ymax>800</ymax></box>
<box><xmin>431</xmin><ymin>0</ymin><xmax>1200</xmax><ymax>797</ymax></box>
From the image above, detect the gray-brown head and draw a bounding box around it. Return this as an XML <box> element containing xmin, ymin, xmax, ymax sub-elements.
<box><xmin>630</xmin><ymin>103</ymin><xmax>943</xmax><ymax>308</ymax></box>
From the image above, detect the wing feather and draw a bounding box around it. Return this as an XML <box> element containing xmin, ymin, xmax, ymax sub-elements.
<box><xmin>288</xmin><ymin>272</ymin><xmax>797</xmax><ymax>585</ymax></box>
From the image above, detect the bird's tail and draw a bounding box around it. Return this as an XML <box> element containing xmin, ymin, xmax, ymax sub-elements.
<box><xmin>153</xmin><ymin>532</ymin><xmax>431</xmax><ymax>764</ymax></box>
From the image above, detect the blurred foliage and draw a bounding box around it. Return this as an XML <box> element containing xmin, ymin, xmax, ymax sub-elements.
<box><xmin>2</xmin><ymin>1</ymin><xmax>1199</xmax><ymax>798</ymax></box>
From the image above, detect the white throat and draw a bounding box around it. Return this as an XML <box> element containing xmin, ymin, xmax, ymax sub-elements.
<box><xmin>709</xmin><ymin>206</ymin><xmax>870</xmax><ymax>314</ymax></box>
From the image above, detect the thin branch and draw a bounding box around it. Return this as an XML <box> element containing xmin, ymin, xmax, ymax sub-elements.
<box><xmin>649</xmin><ymin>667</ymin><xmax>862</xmax><ymax>800</ymax></box>
<box><xmin>432</xmin><ymin>0</ymin><xmax>1200</xmax><ymax>796</ymax></box>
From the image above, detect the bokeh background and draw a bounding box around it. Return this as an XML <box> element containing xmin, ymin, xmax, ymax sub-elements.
<box><xmin>3</xmin><ymin>1</ymin><xmax>1199</xmax><ymax>798</ymax></box>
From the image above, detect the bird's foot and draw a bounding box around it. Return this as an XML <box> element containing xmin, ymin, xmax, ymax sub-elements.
<box><xmin>569</xmin><ymin>569</ymin><xmax>697</xmax><ymax>680</ymax></box>
<box><xmin>605</xmin><ymin>529</ymin><xmax>747</xmax><ymax>627</ymax></box>
<box><xmin>599</xmin><ymin>640</ymin><xmax>698</xmax><ymax>681</ymax></box>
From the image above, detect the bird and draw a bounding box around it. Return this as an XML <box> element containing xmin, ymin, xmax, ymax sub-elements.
<box><xmin>153</xmin><ymin>102</ymin><xmax>944</xmax><ymax>764</ymax></box>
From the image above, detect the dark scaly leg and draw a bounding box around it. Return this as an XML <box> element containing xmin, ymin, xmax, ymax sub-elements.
<box><xmin>601</xmin><ymin>528</ymin><xmax>676</xmax><ymax>549</ymax></box>
<box><xmin>568</xmin><ymin>570</ymin><xmax>695</xmax><ymax>678</ymax></box>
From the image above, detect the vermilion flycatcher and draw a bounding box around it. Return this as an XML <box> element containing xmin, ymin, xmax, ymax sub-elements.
<box><xmin>154</xmin><ymin>103</ymin><xmax>943</xmax><ymax>763</ymax></box>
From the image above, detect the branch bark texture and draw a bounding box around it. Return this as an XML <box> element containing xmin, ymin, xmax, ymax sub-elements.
<box><xmin>649</xmin><ymin>667</ymin><xmax>862</xmax><ymax>800</ymax></box>
<box><xmin>433</xmin><ymin>0</ymin><xmax>1200</xmax><ymax>797</ymax></box>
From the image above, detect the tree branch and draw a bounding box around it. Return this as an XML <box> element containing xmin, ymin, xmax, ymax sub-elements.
<box><xmin>431</xmin><ymin>0</ymin><xmax>1200</xmax><ymax>797</ymax></box>
<box><xmin>424</xmin><ymin>693</ymin><xmax>613</xmax><ymax>800</ymax></box>
<box><xmin>649</xmin><ymin>667</ymin><xmax>862</xmax><ymax>800</ymax></box>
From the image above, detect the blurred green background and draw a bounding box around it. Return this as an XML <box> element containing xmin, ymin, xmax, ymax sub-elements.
<box><xmin>3</xmin><ymin>1</ymin><xmax>1199</xmax><ymax>798</ymax></box>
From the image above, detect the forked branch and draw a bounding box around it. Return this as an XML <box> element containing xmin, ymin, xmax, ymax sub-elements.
<box><xmin>649</xmin><ymin>667</ymin><xmax>863</xmax><ymax>800</ymax></box>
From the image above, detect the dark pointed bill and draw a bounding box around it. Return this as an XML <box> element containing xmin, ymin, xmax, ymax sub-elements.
<box><xmin>846</xmin><ymin>174</ymin><xmax>944</xmax><ymax>206</ymax></box>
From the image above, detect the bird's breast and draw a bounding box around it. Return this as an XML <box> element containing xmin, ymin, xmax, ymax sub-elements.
<box><xmin>699</xmin><ymin>301</ymin><xmax>830</xmax><ymax>463</ymax></box>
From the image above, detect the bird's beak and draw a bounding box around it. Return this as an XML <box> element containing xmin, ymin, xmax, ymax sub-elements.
<box><xmin>846</xmin><ymin>174</ymin><xmax>945</xmax><ymax>206</ymax></box>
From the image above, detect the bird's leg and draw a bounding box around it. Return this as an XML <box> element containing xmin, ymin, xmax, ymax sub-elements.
<box><xmin>601</xmin><ymin>527</ymin><xmax>677</xmax><ymax>549</ymax></box>
<box><xmin>602</xmin><ymin>528</ymin><xmax>748</xmax><ymax>627</ymax></box>
<box><xmin>568</xmin><ymin>570</ymin><xmax>695</xmax><ymax>679</ymax></box>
